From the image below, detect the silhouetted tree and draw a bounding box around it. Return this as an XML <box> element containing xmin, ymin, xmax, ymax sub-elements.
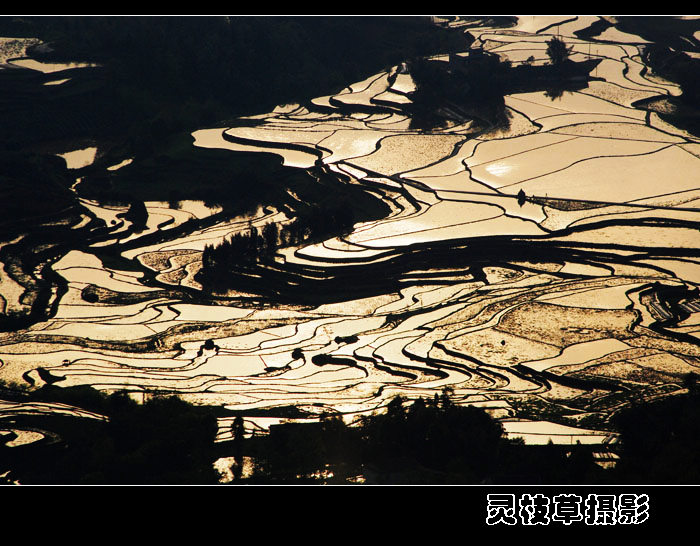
<box><xmin>683</xmin><ymin>372</ymin><xmax>699</xmax><ymax>393</ymax></box>
<box><xmin>232</xmin><ymin>415</ymin><xmax>245</xmax><ymax>444</ymax></box>
<box><xmin>386</xmin><ymin>395</ymin><xmax>407</xmax><ymax>420</ymax></box>
<box><xmin>546</xmin><ymin>36</ymin><xmax>573</xmax><ymax>65</ymax></box>
<box><xmin>291</xmin><ymin>348</ymin><xmax>304</xmax><ymax>360</ymax></box>
<box><xmin>121</xmin><ymin>199</ymin><xmax>148</xmax><ymax>233</ymax></box>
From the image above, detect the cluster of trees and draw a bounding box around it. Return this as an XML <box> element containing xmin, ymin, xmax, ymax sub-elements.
<box><xmin>202</xmin><ymin>204</ymin><xmax>356</xmax><ymax>272</ymax></box>
<box><xmin>245</xmin><ymin>391</ymin><xmax>500</xmax><ymax>483</ymax></box>
<box><xmin>202</xmin><ymin>222</ymin><xmax>282</xmax><ymax>268</ymax></box>
<box><xmin>5</xmin><ymin>381</ymin><xmax>700</xmax><ymax>484</ymax></box>
<box><xmin>235</xmin><ymin>385</ymin><xmax>700</xmax><ymax>484</ymax></box>
<box><xmin>546</xmin><ymin>36</ymin><xmax>574</xmax><ymax>65</ymax></box>
<box><xmin>239</xmin><ymin>391</ymin><xmax>700</xmax><ymax>484</ymax></box>
<box><xmin>359</xmin><ymin>392</ymin><xmax>506</xmax><ymax>481</ymax></box>
<box><xmin>243</xmin><ymin>392</ymin><xmax>608</xmax><ymax>484</ymax></box>
<box><xmin>1</xmin><ymin>385</ymin><xmax>220</xmax><ymax>484</ymax></box>
<box><xmin>118</xmin><ymin>199</ymin><xmax>148</xmax><ymax>233</ymax></box>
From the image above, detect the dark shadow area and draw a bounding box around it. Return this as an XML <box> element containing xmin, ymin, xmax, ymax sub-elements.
<box><xmin>2</xmin><ymin>16</ymin><xmax>700</xmax><ymax>488</ymax></box>
<box><xmin>234</xmin><ymin>393</ymin><xmax>612</xmax><ymax>484</ymax></box>
<box><xmin>0</xmin><ymin>151</ymin><xmax>91</xmax><ymax>332</ymax></box>
<box><xmin>0</xmin><ymin>16</ymin><xmax>465</xmax><ymax>151</ymax></box>
<box><xmin>573</xmin><ymin>17</ymin><xmax>614</xmax><ymax>40</ymax></box>
<box><xmin>616</xmin><ymin>16</ymin><xmax>700</xmax><ymax>54</ymax></box>
<box><xmin>407</xmin><ymin>43</ymin><xmax>601</xmax><ymax>131</ymax></box>
<box><xmin>612</xmin><ymin>389</ymin><xmax>700</xmax><ymax>484</ymax></box>
<box><xmin>610</xmin><ymin>17</ymin><xmax>700</xmax><ymax>137</ymax></box>
<box><xmin>4</xmin><ymin>383</ymin><xmax>700</xmax><ymax>484</ymax></box>
<box><xmin>0</xmin><ymin>384</ymin><xmax>220</xmax><ymax>484</ymax></box>
<box><xmin>0</xmin><ymin>151</ymin><xmax>77</xmax><ymax>229</ymax></box>
<box><xmin>0</xmin><ymin>16</ymin><xmax>464</xmax><ymax>245</ymax></box>
<box><xmin>635</xmin><ymin>45</ymin><xmax>700</xmax><ymax>137</ymax></box>
<box><xmin>199</xmin><ymin>177</ymin><xmax>387</xmax><ymax>282</ymax></box>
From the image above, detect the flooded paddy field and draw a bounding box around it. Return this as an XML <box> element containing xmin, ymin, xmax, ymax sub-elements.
<box><xmin>2</xmin><ymin>16</ymin><xmax>700</xmax><ymax>470</ymax></box>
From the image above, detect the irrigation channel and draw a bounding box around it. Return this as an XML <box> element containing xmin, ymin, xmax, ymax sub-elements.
<box><xmin>2</xmin><ymin>16</ymin><xmax>700</xmax><ymax>448</ymax></box>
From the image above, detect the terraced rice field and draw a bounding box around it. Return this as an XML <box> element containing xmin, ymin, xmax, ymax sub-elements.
<box><xmin>2</xmin><ymin>16</ymin><xmax>700</xmax><ymax>445</ymax></box>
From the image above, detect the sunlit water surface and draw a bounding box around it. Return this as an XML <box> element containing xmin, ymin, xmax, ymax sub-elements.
<box><xmin>2</xmin><ymin>17</ymin><xmax>700</xmax><ymax>449</ymax></box>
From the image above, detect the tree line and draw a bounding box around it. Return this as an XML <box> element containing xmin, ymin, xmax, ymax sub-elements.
<box><xmin>4</xmin><ymin>381</ymin><xmax>700</xmax><ymax>484</ymax></box>
<box><xmin>241</xmin><ymin>391</ymin><xmax>609</xmax><ymax>484</ymax></box>
<box><xmin>201</xmin><ymin>203</ymin><xmax>356</xmax><ymax>274</ymax></box>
